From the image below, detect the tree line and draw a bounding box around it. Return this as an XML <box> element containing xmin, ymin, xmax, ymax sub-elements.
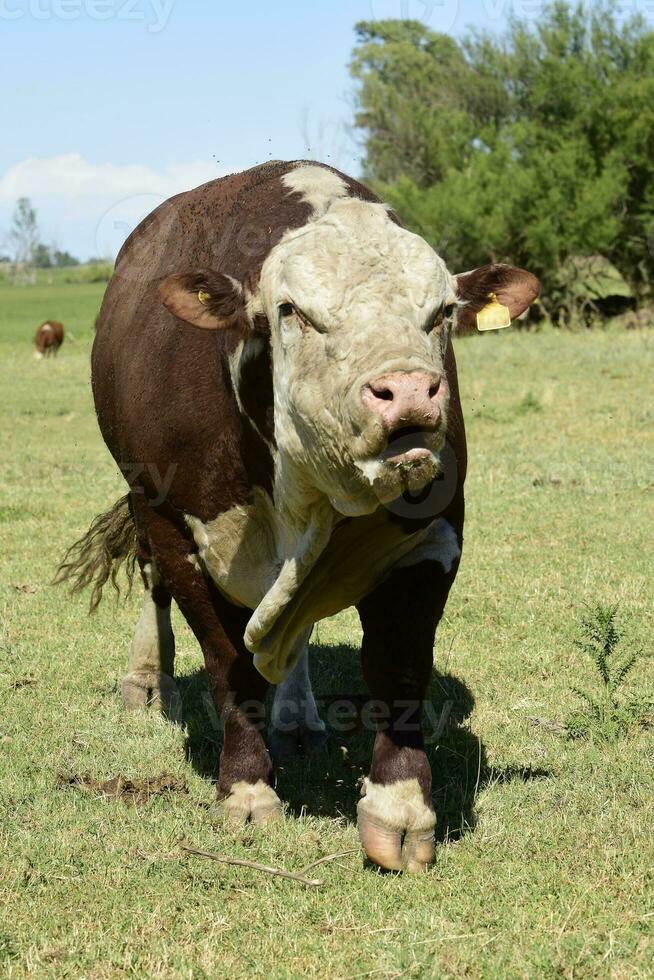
<box><xmin>350</xmin><ymin>2</ymin><xmax>654</xmax><ymax>320</ymax></box>
<box><xmin>2</xmin><ymin>198</ymin><xmax>79</xmax><ymax>270</ymax></box>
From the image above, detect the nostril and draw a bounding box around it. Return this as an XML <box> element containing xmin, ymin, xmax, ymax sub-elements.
<box><xmin>369</xmin><ymin>383</ymin><xmax>394</xmax><ymax>402</ymax></box>
<box><xmin>428</xmin><ymin>379</ymin><xmax>441</xmax><ymax>399</ymax></box>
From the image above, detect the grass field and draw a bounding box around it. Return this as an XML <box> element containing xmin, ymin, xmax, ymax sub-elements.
<box><xmin>1</xmin><ymin>279</ymin><xmax>653</xmax><ymax>978</ymax></box>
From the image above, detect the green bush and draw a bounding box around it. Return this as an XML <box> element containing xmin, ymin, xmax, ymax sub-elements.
<box><xmin>350</xmin><ymin>3</ymin><xmax>654</xmax><ymax>312</ymax></box>
<box><xmin>64</xmin><ymin>261</ymin><xmax>113</xmax><ymax>285</ymax></box>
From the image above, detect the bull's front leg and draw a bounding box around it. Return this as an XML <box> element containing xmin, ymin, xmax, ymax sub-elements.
<box><xmin>357</xmin><ymin>554</ymin><xmax>459</xmax><ymax>872</ymax></box>
<box><xmin>144</xmin><ymin>508</ymin><xmax>282</xmax><ymax>825</ymax></box>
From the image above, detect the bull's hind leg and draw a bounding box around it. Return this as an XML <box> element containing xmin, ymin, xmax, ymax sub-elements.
<box><xmin>121</xmin><ymin>558</ymin><xmax>181</xmax><ymax>722</ymax></box>
<box><xmin>269</xmin><ymin>630</ymin><xmax>328</xmax><ymax>764</ymax></box>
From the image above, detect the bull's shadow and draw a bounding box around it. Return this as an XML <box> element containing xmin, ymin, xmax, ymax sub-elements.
<box><xmin>179</xmin><ymin>641</ymin><xmax>550</xmax><ymax>842</ymax></box>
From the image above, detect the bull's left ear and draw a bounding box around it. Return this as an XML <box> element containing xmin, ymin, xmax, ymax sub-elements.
<box><xmin>455</xmin><ymin>264</ymin><xmax>540</xmax><ymax>334</ymax></box>
<box><xmin>159</xmin><ymin>270</ymin><xmax>245</xmax><ymax>330</ymax></box>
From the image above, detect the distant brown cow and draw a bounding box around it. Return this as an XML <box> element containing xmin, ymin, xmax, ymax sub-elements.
<box><xmin>34</xmin><ymin>321</ymin><xmax>64</xmax><ymax>358</ymax></box>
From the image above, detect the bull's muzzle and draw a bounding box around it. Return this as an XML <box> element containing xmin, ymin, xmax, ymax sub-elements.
<box><xmin>361</xmin><ymin>370</ymin><xmax>444</xmax><ymax>438</ymax></box>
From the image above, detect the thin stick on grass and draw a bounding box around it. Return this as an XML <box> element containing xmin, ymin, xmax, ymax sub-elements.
<box><xmin>181</xmin><ymin>845</ymin><xmax>323</xmax><ymax>887</ymax></box>
<box><xmin>299</xmin><ymin>848</ymin><xmax>360</xmax><ymax>875</ymax></box>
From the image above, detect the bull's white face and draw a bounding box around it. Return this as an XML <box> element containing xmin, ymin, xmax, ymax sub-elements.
<box><xmin>259</xmin><ymin>196</ymin><xmax>457</xmax><ymax>517</ymax></box>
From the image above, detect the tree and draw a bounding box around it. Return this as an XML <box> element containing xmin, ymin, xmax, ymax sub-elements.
<box><xmin>350</xmin><ymin>3</ymin><xmax>654</xmax><ymax>308</ymax></box>
<box><xmin>351</xmin><ymin>21</ymin><xmax>478</xmax><ymax>187</ymax></box>
<box><xmin>9</xmin><ymin>197</ymin><xmax>40</xmax><ymax>268</ymax></box>
<box><xmin>33</xmin><ymin>243</ymin><xmax>53</xmax><ymax>268</ymax></box>
<box><xmin>5</xmin><ymin>201</ymin><xmax>80</xmax><ymax>275</ymax></box>
<box><xmin>53</xmin><ymin>249</ymin><xmax>79</xmax><ymax>268</ymax></box>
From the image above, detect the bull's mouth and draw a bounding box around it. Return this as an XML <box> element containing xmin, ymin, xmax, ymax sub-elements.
<box><xmin>381</xmin><ymin>426</ymin><xmax>435</xmax><ymax>465</ymax></box>
<box><xmin>350</xmin><ymin>424</ymin><xmax>443</xmax><ymax>508</ymax></box>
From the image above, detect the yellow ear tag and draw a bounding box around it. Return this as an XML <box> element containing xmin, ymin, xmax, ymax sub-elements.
<box><xmin>476</xmin><ymin>293</ymin><xmax>511</xmax><ymax>332</ymax></box>
<box><xmin>197</xmin><ymin>290</ymin><xmax>211</xmax><ymax>305</ymax></box>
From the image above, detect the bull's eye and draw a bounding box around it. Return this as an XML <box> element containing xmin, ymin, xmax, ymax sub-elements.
<box><xmin>278</xmin><ymin>302</ymin><xmax>324</xmax><ymax>333</ymax></box>
<box><xmin>427</xmin><ymin>302</ymin><xmax>456</xmax><ymax>333</ymax></box>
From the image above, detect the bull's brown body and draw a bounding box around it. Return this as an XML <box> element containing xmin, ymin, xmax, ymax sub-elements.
<box><xmin>77</xmin><ymin>161</ymin><xmax>537</xmax><ymax>870</ymax></box>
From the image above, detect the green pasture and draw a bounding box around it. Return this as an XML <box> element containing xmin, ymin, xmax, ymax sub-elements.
<box><xmin>0</xmin><ymin>279</ymin><xmax>653</xmax><ymax>977</ymax></box>
<box><xmin>0</xmin><ymin>277</ymin><xmax>104</xmax><ymax>345</ymax></box>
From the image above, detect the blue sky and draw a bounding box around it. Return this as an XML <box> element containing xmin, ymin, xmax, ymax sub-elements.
<box><xmin>1</xmin><ymin>0</ymin><xmax>531</xmax><ymax>258</ymax></box>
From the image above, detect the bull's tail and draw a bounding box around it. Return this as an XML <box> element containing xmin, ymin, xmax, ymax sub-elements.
<box><xmin>54</xmin><ymin>494</ymin><xmax>138</xmax><ymax>611</ymax></box>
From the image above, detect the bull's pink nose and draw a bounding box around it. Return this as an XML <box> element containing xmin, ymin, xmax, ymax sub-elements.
<box><xmin>361</xmin><ymin>370</ymin><xmax>443</xmax><ymax>433</ymax></box>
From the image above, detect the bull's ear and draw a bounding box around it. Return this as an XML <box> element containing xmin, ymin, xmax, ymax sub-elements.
<box><xmin>455</xmin><ymin>264</ymin><xmax>540</xmax><ymax>334</ymax></box>
<box><xmin>159</xmin><ymin>270</ymin><xmax>244</xmax><ymax>330</ymax></box>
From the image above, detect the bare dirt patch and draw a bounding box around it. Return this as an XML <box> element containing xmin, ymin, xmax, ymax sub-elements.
<box><xmin>57</xmin><ymin>772</ymin><xmax>187</xmax><ymax>804</ymax></box>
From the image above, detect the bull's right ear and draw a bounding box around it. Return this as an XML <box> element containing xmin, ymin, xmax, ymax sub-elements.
<box><xmin>159</xmin><ymin>270</ymin><xmax>244</xmax><ymax>330</ymax></box>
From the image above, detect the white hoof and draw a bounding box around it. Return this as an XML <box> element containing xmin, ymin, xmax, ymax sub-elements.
<box><xmin>215</xmin><ymin>780</ymin><xmax>283</xmax><ymax>826</ymax></box>
<box><xmin>357</xmin><ymin>777</ymin><xmax>436</xmax><ymax>872</ymax></box>
<box><xmin>121</xmin><ymin>670</ymin><xmax>182</xmax><ymax>723</ymax></box>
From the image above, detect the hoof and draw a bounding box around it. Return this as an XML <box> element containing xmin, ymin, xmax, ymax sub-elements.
<box><xmin>214</xmin><ymin>780</ymin><xmax>283</xmax><ymax>826</ymax></box>
<box><xmin>121</xmin><ymin>671</ymin><xmax>182</xmax><ymax>723</ymax></box>
<box><xmin>357</xmin><ymin>778</ymin><xmax>436</xmax><ymax>872</ymax></box>
<box><xmin>268</xmin><ymin>723</ymin><xmax>329</xmax><ymax>765</ymax></box>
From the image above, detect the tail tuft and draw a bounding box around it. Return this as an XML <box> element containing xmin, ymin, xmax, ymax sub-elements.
<box><xmin>54</xmin><ymin>495</ymin><xmax>138</xmax><ymax>611</ymax></box>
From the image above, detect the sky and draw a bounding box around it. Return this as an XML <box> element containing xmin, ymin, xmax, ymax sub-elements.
<box><xmin>0</xmin><ymin>0</ymin><xmax>575</xmax><ymax>259</ymax></box>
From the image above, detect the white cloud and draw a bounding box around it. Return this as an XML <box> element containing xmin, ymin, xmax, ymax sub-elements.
<box><xmin>0</xmin><ymin>153</ymin><xmax>219</xmax><ymax>203</ymax></box>
<box><xmin>0</xmin><ymin>153</ymin><xmax>223</xmax><ymax>259</ymax></box>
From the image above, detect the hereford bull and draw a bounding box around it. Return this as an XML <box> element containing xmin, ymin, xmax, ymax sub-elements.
<box><xmin>34</xmin><ymin>320</ymin><xmax>64</xmax><ymax>358</ymax></box>
<box><xmin>58</xmin><ymin>161</ymin><xmax>538</xmax><ymax>871</ymax></box>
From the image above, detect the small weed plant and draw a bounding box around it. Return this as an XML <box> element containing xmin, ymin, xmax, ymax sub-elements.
<box><xmin>567</xmin><ymin>603</ymin><xmax>651</xmax><ymax>741</ymax></box>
